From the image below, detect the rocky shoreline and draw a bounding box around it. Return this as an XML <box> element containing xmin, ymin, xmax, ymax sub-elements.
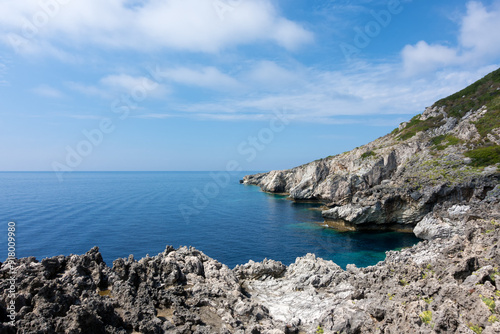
<box><xmin>1</xmin><ymin>186</ymin><xmax>500</xmax><ymax>333</ymax></box>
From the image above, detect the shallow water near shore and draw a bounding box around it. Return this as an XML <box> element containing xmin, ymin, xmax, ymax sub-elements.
<box><xmin>0</xmin><ymin>172</ymin><xmax>419</xmax><ymax>268</ymax></box>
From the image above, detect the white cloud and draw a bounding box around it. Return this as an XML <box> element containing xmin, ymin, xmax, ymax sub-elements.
<box><xmin>460</xmin><ymin>1</ymin><xmax>500</xmax><ymax>59</ymax></box>
<box><xmin>0</xmin><ymin>0</ymin><xmax>313</xmax><ymax>54</ymax></box>
<box><xmin>33</xmin><ymin>84</ymin><xmax>63</xmax><ymax>98</ymax></box>
<box><xmin>402</xmin><ymin>1</ymin><xmax>500</xmax><ymax>75</ymax></box>
<box><xmin>66</xmin><ymin>81</ymin><xmax>111</xmax><ymax>99</ymax></box>
<box><xmin>134</xmin><ymin>113</ymin><xmax>176</xmax><ymax>119</ymax></box>
<box><xmin>161</xmin><ymin>67</ymin><xmax>241</xmax><ymax>91</ymax></box>
<box><xmin>157</xmin><ymin>61</ymin><xmax>304</xmax><ymax>93</ymax></box>
<box><xmin>100</xmin><ymin>74</ymin><xmax>169</xmax><ymax>98</ymax></box>
<box><xmin>402</xmin><ymin>41</ymin><xmax>458</xmax><ymax>75</ymax></box>
<box><xmin>245</xmin><ymin>61</ymin><xmax>304</xmax><ymax>90</ymax></box>
<box><xmin>64</xmin><ymin>114</ymin><xmax>104</xmax><ymax>120</ymax></box>
<box><xmin>67</xmin><ymin>74</ymin><xmax>169</xmax><ymax>99</ymax></box>
<box><xmin>0</xmin><ymin>58</ymin><xmax>8</xmax><ymax>86</ymax></box>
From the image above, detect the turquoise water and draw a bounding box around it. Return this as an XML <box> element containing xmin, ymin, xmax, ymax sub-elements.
<box><xmin>0</xmin><ymin>172</ymin><xmax>419</xmax><ymax>268</ymax></box>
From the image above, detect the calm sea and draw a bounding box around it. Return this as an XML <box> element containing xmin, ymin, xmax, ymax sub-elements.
<box><xmin>0</xmin><ymin>172</ymin><xmax>419</xmax><ymax>268</ymax></box>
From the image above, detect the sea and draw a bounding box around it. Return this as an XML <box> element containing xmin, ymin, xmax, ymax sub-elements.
<box><xmin>0</xmin><ymin>172</ymin><xmax>420</xmax><ymax>269</ymax></box>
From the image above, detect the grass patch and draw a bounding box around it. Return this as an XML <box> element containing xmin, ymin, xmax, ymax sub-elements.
<box><xmin>361</xmin><ymin>150</ymin><xmax>377</xmax><ymax>159</ymax></box>
<box><xmin>430</xmin><ymin>134</ymin><xmax>463</xmax><ymax>150</ymax></box>
<box><xmin>405</xmin><ymin>157</ymin><xmax>484</xmax><ymax>188</ymax></box>
<box><xmin>446</xmin><ymin>136</ymin><xmax>462</xmax><ymax>145</ymax></box>
<box><xmin>399</xmin><ymin>278</ymin><xmax>409</xmax><ymax>286</ymax></box>
<box><xmin>430</xmin><ymin>135</ymin><xmax>446</xmax><ymax>146</ymax></box>
<box><xmin>468</xmin><ymin>324</ymin><xmax>483</xmax><ymax>334</ymax></box>
<box><xmin>491</xmin><ymin>268</ymin><xmax>500</xmax><ymax>281</ymax></box>
<box><xmin>398</xmin><ymin>115</ymin><xmax>445</xmax><ymax>141</ymax></box>
<box><xmin>481</xmin><ymin>295</ymin><xmax>496</xmax><ymax>313</ymax></box>
<box><xmin>435</xmin><ymin>67</ymin><xmax>500</xmax><ymax>119</ymax></box>
<box><xmin>465</xmin><ymin>145</ymin><xmax>500</xmax><ymax>167</ymax></box>
<box><xmin>419</xmin><ymin>310</ymin><xmax>432</xmax><ymax>325</ymax></box>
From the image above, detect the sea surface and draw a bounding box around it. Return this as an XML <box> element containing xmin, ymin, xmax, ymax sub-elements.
<box><xmin>0</xmin><ymin>172</ymin><xmax>419</xmax><ymax>269</ymax></box>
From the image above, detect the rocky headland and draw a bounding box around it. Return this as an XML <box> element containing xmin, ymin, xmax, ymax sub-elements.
<box><xmin>2</xmin><ymin>70</ymin><xmax>500</xmax><ymax>333</ymax></box>
<box><xmin>243</xmin><ymin>68</ymin><xmax>500</xmax><ymax>239</ymax></box>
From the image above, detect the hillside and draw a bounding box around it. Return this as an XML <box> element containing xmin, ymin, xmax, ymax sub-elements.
<box><xmin>243</xmin><ymin>68</ymin><xmax>500</xmax><ymax>237</ymax></box>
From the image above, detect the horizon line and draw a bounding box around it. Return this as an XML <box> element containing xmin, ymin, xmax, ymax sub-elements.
<box><xmin>0</xmin><ymin>170</ymin><xmax>265</xmax><ymax>173</ymax></box>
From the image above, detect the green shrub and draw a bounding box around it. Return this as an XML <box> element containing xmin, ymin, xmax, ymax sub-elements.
<box><xmin>430</xmin><ymin>135</ymin><xmax>446</xmax><ymax>146</ymax></box>
<box><xmin>491</xmin><ymin>268</ymin><xmax>500</xmax><ymax>281</ymax></box>
<box><xmin>316</xmin><ymin>325</ymin><xmax>324</xmax><ymax>334</ymax></box>
<box><xmin>430</xmin><ymin>135</ymin><xmax>462</xmax><ymax>150</ymax></box>
<box><xmin>465</xmin><ymin>145</ymin><xmax>500</xmax><ymax>166</ymax></box>
<box><xmin>468</xmin><ymin>323</ymin><xmax>483</xmax><ymax>334</ymax></box>
<box><xmin>489</xmin><ymin>315</ymin><xmax>499</xmax><ymax>323</ymax></box>
<box><xmin>361</xmin><ymin>150</ymin><xmax>376</xmax><ymax>159</ymax></box>
<box><xmin>446</xmin><ymin>135</ymin><xmax>462</xmax><ymax>145</ymax></box>
<box><xmin>419</xmin><ymin>310</ymin><xmax>432</xmax><ymax>325</ymax></box>
<box><xmin>481</xmin><ymin>295</ymin><xmax>496</xmax><ymax>313</ymax></box>
<box><xmin>398</xmin><ymin>115</ymin><xmax>445</xmax><ymax>141</ymax></box>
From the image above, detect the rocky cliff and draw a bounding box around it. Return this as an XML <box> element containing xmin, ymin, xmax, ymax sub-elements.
<box><xmin>243</xmin><ymin>68</ymin><xmax>500</xmax><ymax>237</ymax></box>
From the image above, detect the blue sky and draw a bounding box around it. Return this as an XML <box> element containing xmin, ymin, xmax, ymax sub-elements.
<box><xmin>1</xmin><ymin>0</ymin><xmax>500</xmax><ymax>174</ymax></box>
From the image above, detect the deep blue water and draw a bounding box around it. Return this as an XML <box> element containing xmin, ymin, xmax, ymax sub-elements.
<box><xmin>0</xmin><ymin>172</ymin><xmax>420</xmax><ymax>269</ymax></box>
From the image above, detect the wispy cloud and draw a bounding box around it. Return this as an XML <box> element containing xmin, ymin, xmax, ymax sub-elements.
<box><xmin>63</xmin><ymin>114</ymin><xmax>104</xmax><ymax>120</ymax></box>
<box><xmin>100</xmin><ymin>74</ymin><xmax>170</xmax><ymax>98</ymax></box>
<box><xmin>32</xmin><ymin>85</ymin><xmax>64</xmax><ymax>98</ymax></box>
<box><xmin>67</xmin><ymin>74</ymin><xmax>169</xmax><ymax>100</ymax></box>
<box><xmin>133</xmin><ymin>113</ymin><xmax>176</xmax><ymax>119</ymax></box>
<box><xmin>160</xmin><ymin>66</ymin><xmax>241</xmax><ymax>91</ymax></box>
<box><xmin>0</xmin><ymin>58</ymin><xmax>8</xmax><ymax>86</ymax></box>
<box><xmin>66</xmin><ymin>81</ymin><xmax>111</xmax><ymax>99</ymax></box>
<box><xmin>148</xmin><ymin>62</ymin><xmax>497</xmax><ymax>123</ymax></box>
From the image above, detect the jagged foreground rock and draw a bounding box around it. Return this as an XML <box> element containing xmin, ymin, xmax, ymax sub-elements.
<box><xmin>0</xmin><ymin>246</ymin><xmax>284</xmax><ymax>334</ymax></box>
<box><xmin>1</xmin><ymin>187</ymin><xmax>500</xmax><ymax>333</ymax></box>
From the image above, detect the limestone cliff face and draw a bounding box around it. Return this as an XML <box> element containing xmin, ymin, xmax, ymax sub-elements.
<box><xmin>243</xmin><ymin>69</ymin><xmax>500</xmax><ymax>234</ymax></box>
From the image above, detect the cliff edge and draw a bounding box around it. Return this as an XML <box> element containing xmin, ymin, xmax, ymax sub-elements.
<box><xmin>243</xmin><ymin>68</ymin><xmax>500</xmax><ymax>237</ymax></box>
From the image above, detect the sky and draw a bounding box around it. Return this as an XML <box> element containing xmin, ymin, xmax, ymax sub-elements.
<box><xmin>1</xmin><ymin>0</ymin><xmax>500</xmax><ymax>174</ymax></box>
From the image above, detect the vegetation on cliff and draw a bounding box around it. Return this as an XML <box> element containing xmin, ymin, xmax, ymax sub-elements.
<box><xmin>435</xmin><ymin>67</ymin><xmax>500</xmax><ymax>119</ymax></box>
